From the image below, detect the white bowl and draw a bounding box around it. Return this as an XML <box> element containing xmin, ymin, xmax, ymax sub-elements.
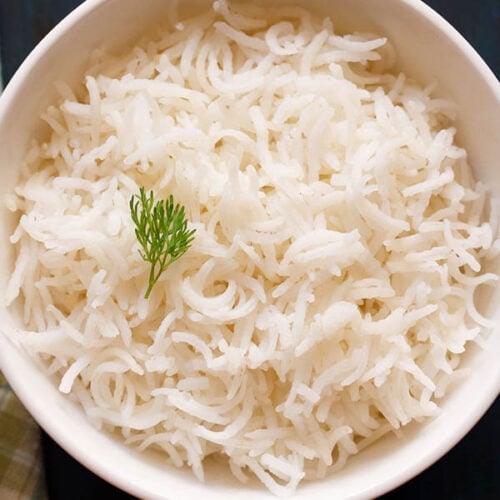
<box><xmin>0</xmin><ymin>1</ymin><xmax>499</xmax><ymax>498</ymax></box>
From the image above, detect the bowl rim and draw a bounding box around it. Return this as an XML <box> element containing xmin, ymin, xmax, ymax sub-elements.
<box><xmin>0</xmin><ymin>0</ymin><xmax>499</xmax><ymax>498</ymax></box>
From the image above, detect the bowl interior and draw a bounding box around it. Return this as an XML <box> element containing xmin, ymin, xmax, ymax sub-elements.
<box><xmin>0</xmin><ymin>0</ymin><xmax>499</xmax><ymax>498</ymax></box>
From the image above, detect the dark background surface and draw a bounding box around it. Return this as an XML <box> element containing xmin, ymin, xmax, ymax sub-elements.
<box><xmin>0</xmin><ymin>1</ymin><xmax>499</xmax><ymax>499</ymax></box>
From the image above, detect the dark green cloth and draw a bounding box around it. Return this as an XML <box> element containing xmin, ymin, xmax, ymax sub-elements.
<box><xmin>0</xmin><ymin>372</ymin><xmax>46</xmax><ymax>500</ymax></box>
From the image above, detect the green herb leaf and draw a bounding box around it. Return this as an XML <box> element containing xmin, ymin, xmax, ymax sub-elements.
<box><xmin>130</xmin><ymin>188</ymin><xmax>195</xmax><ymax>298</ymax></box>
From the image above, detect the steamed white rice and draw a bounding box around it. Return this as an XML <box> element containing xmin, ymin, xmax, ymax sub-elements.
<box><xmin>6</xmin><ymin>0</ymin><xmax>498</xmax><ymax>495</ymax></box>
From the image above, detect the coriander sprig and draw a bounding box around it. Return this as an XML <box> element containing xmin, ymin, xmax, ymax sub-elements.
<box><xmin>130</xmin><ymin>188</ymin><xmax>195</xmax><ymax>298</ymax></box>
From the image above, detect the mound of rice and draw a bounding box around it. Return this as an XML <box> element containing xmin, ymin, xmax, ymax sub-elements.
<box><xmin>6</xmin><ymin>0</ymin><xmax>498</xmax><ymax>495</ymax></box>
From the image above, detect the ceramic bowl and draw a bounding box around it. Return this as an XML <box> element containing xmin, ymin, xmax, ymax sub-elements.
<box><xmin>0</xmin><ymin>1</ymin><xmax>498</xmax><ymax>498</ymax></box>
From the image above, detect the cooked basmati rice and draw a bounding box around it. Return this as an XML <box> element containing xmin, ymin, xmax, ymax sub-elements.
<box><xmin>6</xmin><ymin>0</ymin><xmax>498</xmax><ymax>495</ymax></box>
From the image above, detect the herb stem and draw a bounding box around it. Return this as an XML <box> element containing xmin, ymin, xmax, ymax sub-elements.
<box><xmin>130</xmin><ymin>188</ymin><xmax>195</xmax><ymax>298</ymax></box>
